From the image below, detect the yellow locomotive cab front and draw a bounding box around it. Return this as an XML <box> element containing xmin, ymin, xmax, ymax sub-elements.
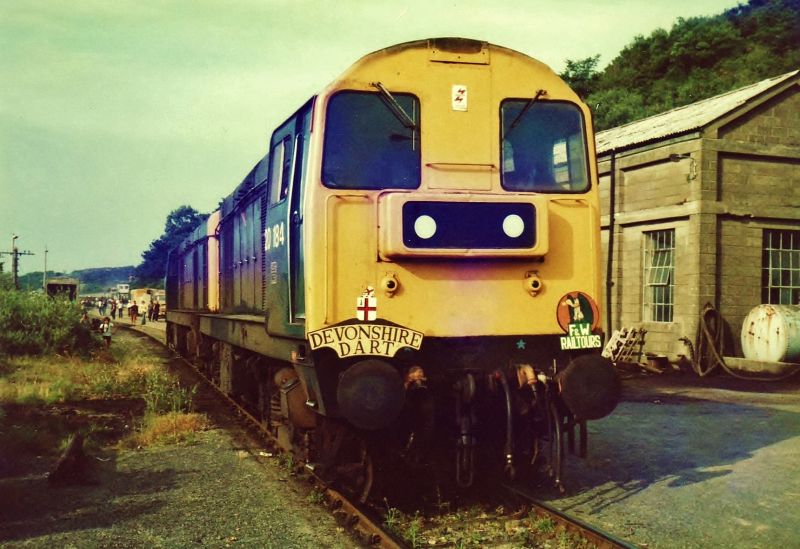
<box><xmin>303</xmin><ymin>38</ymin><xmax>603</xmax><ymax>341</ymax></box>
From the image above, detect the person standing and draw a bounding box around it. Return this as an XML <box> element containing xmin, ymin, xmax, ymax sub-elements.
<box><xmin>130</xmin><ymin>302</ymin><xmax>138</xmax><ymax>325</ymax></box>
<box><xmin>110</xmin><ymin>299</ymin><xmax>117</xmax><ymax>320</ymax></box>
<box><xmin>153</xmin><ymin>301</ymin><xmax>161</xmax><ymax>322</ymax></box>
<box><xmin>99</xmin><ymin>316</ymin><xmax>113</xmax><ymax>349</ymax></box>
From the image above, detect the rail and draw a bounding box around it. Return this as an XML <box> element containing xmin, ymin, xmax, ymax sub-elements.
<box><xmin>126</xmin><ymin>322</ymin><xmax>635</xmax><ymax>549</ymax></box>
<box><xmin>502</xmin><ymin>483</ymin><xmax>639</xmax><ymax>549</ymax></box>
<box><xmin>122</xmin><ymin>322</ymin><xmax>406</xmax><ymax>548</ymax></box>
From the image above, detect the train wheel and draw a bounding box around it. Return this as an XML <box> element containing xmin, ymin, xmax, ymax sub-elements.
<box><xmin>167</xmin><ymin>323</ymin><xmax>181</xmax><ymax>352</ymax></box>
<box><xmin>336</xmin><ymin>438</ymin><xmax>373</xmax><ymax>504</ymax></box>
<box><xmin>317</xmin><ymin>419</ymin><xmax>374</xmax><ymax>503</ymax></box>
<box><xmin>186</xmin><ymin>329</ymin><xmax>198</xmax><ymax>361</ymax></box>
<box><xmin>529</xmin><ymin>385</ymin><xmax>565</xmax><ymax>494</ymax></box>
<box><xmin>219</xmin><ymin>342</ymin><xmax>235</xmax><ymax>395</ymax></box>
<box><xmin>546</xmin><ymin>399</ymin><xmax>565</xmax><ymax>494</ymax></box>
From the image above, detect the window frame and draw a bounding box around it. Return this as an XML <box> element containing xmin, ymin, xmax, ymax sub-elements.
<box><xmin>762</xmin><ymin>228</ymin><xmax>800</xmax><ymax>305</ymax></box>
<box><xmin>268</xmin><ymin>136</ymin><xmax>291</xmax><ymax>205</ymax></box>
<box><xmin>321</xmin><ymin>89</ymin><xmax>421</xmax><ymax>191</ymax></box>
<box><xmin>499</xmin><ymin>98</ymin><xmax>591</xmax><ymax>194</ymax></box>
<box><xmin>642</xmin><ymin>229</ymin><xmax>675</xmax><ymax>323</ymax></box>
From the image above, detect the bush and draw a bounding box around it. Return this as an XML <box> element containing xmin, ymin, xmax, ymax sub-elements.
<box><xmin>0</xmin><ymin>289</ymin><xmax>95</xmax><ymax>356</ymax></box>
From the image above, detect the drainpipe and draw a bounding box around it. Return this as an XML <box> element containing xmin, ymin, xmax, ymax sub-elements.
<box><xmin>605</xmin><ymin>151</ymin><xmax>617</xmax><ymax>338</ymax></box>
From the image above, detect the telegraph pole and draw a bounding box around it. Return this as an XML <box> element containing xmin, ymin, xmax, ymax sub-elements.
<box><xmin>0</xmin><ymin>234</ymin><xmax>35</xmax><ymax>290</ymax></box>
<box><xmin>43</xmin><ymin>245</ymin><xmax>48</xmax><ymax>290</ymax></box>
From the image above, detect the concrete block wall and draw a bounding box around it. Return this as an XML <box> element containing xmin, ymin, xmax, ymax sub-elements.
<box><xmin>719</xmin><ymin>154</ymin><xmax>800</xmax><ymax>209</ymax></box>
<box><xmin>717</xmin><ymin>219</ymin><xmax>763</xmax><ymax>355</ymax></box>
<box><xmin>620</xmin><ymin>161</ymin><xmax>691</xmax><ymax>213</ymax></box>
<box><xmin>719</xmin><ymin>88</ymin><xmax>800</xmax><ymax>148</ymax></box>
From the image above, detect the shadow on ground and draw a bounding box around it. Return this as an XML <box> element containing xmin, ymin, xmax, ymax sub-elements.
<box><xmin>541</xmin><ymin>374</ymin><xmax>800</xmax><ymax>513</ymax></box>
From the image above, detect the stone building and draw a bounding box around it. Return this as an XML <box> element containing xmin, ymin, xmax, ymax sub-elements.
<box><xmin>595</xmin><ymin>70</ymin><xmax>800</xmax><ymax>361</ymax></box>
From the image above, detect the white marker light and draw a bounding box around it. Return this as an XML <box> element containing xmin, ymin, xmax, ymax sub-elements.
<box><xmin>503</xmin><ymin>214</ymin><xmax>525</xmax><ymax>238</ymax></box>
<box><xmin>414</xmin><ymin>215</ymin><xmax>437</xmax><ymax>239</ymax></box>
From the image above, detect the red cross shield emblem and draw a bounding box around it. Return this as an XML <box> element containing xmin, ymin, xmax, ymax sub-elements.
<box><xmin>356</xmin><ymin>295</ymin><xmax>377</xmax><ymax>321</ymax></box>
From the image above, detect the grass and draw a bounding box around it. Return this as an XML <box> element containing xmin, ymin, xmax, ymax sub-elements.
<box><xmin>532</xmin><ymin>515</ymin><xmax>557</xmax><ymax>535</ymax></box>
<box><xmin>0</xmin><ymin>332</ymin><xmax>209</xmax><ymax>456</ymax></box>
<box><xmin>307</xmin><ymin>487</ymin><xmax>326</xmax><ymax>504</ymax></box>
<box><xmin>125</xmin><ymin>411</ymin><xmax>211</xmax><ymax>447</ymax></box>
<box><xmin>378</xmin><ymin>501</ymin><xmax>596</xmax><ymax>549</ymax></box>
<box><xmin>0</xmin><ymin>350</ymin><xmax>162</xmax><ymax>405</ymax></box>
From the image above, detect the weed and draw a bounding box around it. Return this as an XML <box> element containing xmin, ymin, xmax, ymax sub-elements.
<box><xmin>276</xmin><ymin>452</ymin><xmax>295</xmax><ymax>470</ymax></box>
<box><xmin>532</xmin><ymin>516</ymin><xmax>556</xmax><ymax>535</ymax></box>
<box><xmin>383</xmin><ymin>500</ymin><xmax>406</xmax><ymax>532</ymax></box>
<box><xmin>556</xmin><ymin>530</ymin><xmax>572</xmax><ymax>549</ymax></box>
<box><xmin>143</xmin><ymin>369</ymin><xmax>197</xmax><ymax>414</ymax></box>
<box><xmin>307</xmin><ymin>488</ymin><xmax>325</xmax><ymax>504</ymax></box>
<box><xmin>403</xmin><ymin>512</ymin><xmax>424</xmax><ymax>548</ymax></box>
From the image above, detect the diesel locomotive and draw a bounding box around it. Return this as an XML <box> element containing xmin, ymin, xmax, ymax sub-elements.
<box><xmin>166</xmin><ymin>38</ymin><xmax>620</xmax><ymax>500</ymax></box>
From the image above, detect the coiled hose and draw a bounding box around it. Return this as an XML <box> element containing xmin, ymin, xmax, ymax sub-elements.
<box><xmin>681</xmin><ymin>303</ymin><xmax>800</xmax><ymax>381</ymax></box>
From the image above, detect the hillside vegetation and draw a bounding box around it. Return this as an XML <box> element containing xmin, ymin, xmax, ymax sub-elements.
<box><xmin>562</xmin><ymin>0</ymin><xmax>800</xmax><ymax>130</ymax></box>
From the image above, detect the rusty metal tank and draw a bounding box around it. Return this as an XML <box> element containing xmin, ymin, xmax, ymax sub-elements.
<box><xmin>741</xmin><ymin>304</ymin><xmax>800</xmax><ymax>363</ymax></box>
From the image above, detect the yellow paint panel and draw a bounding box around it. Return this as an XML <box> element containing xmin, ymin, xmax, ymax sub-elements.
<box><xmin>302</xmin><ymin>40</ymin><xmax>602</xmax><ymax>338</ymax></box>
<box><xmin>324</xmin><ymin>194</ymin><xmax>376</xmax><ymax>323</ymax></box>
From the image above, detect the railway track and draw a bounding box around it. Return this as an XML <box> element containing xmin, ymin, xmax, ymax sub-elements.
<box><xmin>129</xmin><ymin>324</ymin><xmax>636</xmax><ymax>548</ymax></box>
<box><xmin>122</xmin><ymin>324</ymin><xmax>406</xmax><ymax>548</ymax></box>
<box><xmin>502</xmin><ymin>484</ymin><xmax>638</xmax><ymax>549</ymax></box>
<box><xmin>187</xmin><ymin>358</ymin><xmax>406</xmax><ymax>548</ymax></box>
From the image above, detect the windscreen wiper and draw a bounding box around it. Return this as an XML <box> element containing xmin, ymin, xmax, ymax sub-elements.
<box><xmin>503</xmin><ymin>89</ymin><xmax>546</xmax><ymax>139</ymax></box>
<box><xmin>371</xmin><ymin>81</ymin><xmax>417</xmax><ymax>130</ymax></box>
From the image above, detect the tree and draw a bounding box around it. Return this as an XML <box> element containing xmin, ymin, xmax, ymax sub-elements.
<box><xmin>560</xmin><ymin>55</ymin><xmax>601</xmax><ymax>99</ymax></box>
<box><xmin>582</xmin><ymin>0</ymin><xmax>800</xmax><ymax>131</ymax></box>
<box><xmin>0</xmin><ymin>272</ymin><xmax>13</xmax><ymax>291</ymax></box>
<box><xmin>134</xmin><ymin>206</ymin><xmax>206</xmax><ymax>287</ymax></box>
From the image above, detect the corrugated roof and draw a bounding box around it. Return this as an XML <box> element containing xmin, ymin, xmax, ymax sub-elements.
<box><xmin>595</xmin><ymin>70</ymin><xmax>799</xmax><ymax>155</ymax></box>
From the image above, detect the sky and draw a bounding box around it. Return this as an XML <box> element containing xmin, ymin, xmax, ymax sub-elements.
<box><xmin>1</xmin><ymin>0</ymin><xmax>741</xmax><ymax>275</ymax></box>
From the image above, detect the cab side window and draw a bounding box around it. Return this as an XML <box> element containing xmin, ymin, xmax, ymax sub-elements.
<box><xmin>269</xmin><ymin>136</ymin><xmax>291</xmax><ymax>204</ymax></box>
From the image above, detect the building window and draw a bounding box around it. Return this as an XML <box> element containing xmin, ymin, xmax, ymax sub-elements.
<box><xmin>762</xmin><ymin>229</ymin><xmax>800</xmax><ymax>305</ymax></box>
<box><xmin>643</xmin><ymin>229</ymin><xmax>675</xmax><ymax>322</ymax></box>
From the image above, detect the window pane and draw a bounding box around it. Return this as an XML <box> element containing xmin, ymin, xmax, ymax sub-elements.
<box><xmin>500</xmin><ymin>100</ymin><xmax>589</xmax><ymax>193</ymax></box>
<box><xmin>643</xmin><ymin>229</ymin><xmax>675</xmax><ymax>322</ymax></box>
<box><xmin>322</xmin><ymin>91</ymin><xmax>420</xmax><ymax>190</ymax></box>
<box><xmin>269</xmin><ymin>138</ymin><xmax>288</xmax><ymax>204</ymax></box>
<box><xmin>762</xmin><ymin>229</ymin><xmax>800</xmax><ymax>305</ymax></box>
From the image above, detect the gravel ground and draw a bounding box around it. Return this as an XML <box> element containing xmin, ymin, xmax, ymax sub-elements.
<box><xmin>541</xmin><ymin>373</ymin><xmax>800</xmax><ymax>548</ymax></box>
<box><xmin>0</xmin><ymin>331</ymin><xmax>359</xmax><ymax>549</ymax></box>
<box><xmin>1</xmin><ymin>430</ymin><xmax>358</xmax><ymax>548</ymax></box>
